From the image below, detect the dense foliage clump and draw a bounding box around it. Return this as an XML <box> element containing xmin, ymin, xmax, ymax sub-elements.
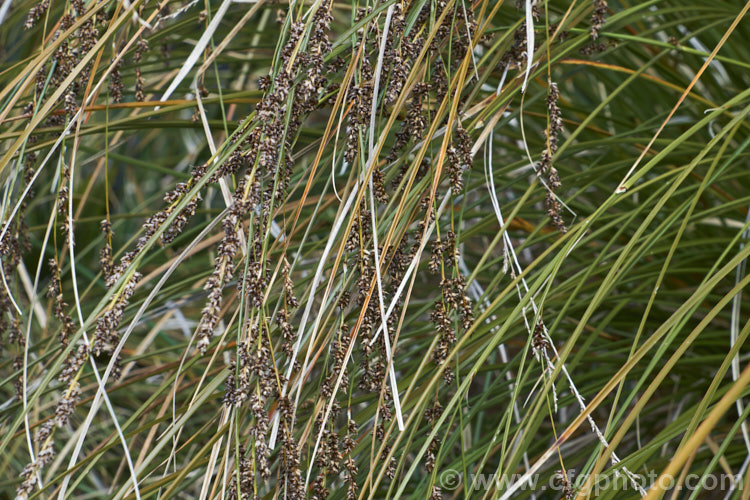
<box><xmin>1</xmin><ymin>0</ymin><xmax>750</xmax><ymax>498</ymax></box>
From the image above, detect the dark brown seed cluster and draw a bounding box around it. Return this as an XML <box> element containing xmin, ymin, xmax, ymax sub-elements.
<box><xmin>446</xmin><ymin>1</ymin><xmax>479</xmax><ymax>70</ymax></box>
<box><xmin>24</xmin><ymin>0</ymin><xmax>50</xmax><ymax>29</ymax></box>
<box><xmin>224</xmin><ymin>327</ymin><xmax>275</xmax><ymax>407</ymax></box>
<box><xmin>279</xmin><ymin>425</ymin><xmax>305</xmax><ymax>498</ymax></box>
<box><xmin>446</xmin><ymin>124</ymin><xmax>472</xmax><ymax>193</ymax></box>
<box><xmin>275</xmin><ymin>309</ymin><xmax>296</xmax><ymax>360</ymax></box>
<box><xmin>345</xmin><ymin>202</ymin><xmax>371</xmax><ymax>253</ymax></box>
<box><xmin>531</xmin><ymin>318</ymin><xmax>550</xmax><ymax>360</ymax></box>
<box><xmin>430</xmin><ymin>301</ymin><xmax>453</xmax><ymax>381</ymax></box>
<box><xmin>537</xmin><ymin>82</ymin><xmax>566</xmax><ymax>233</ymax></box>
<box><xmin>226</xmin><ymin>445</ymin><xmax>253</xmax><ymax>500</ymax></box>
<box><xmin>101</xmin><ymin>178</ymin><xmax>191</xmax><ymax>303</ymax></box>
<box><xmin>29</xmin><ymin>0</ymin><xmax>106</xmax><ymax>126</ymax></box>
<box><xmin>548</xmin><ymin>23</ymin><xmax>569</xmax><ymax>42</ymax></box>
<box><xmin>376</xmin><ymin>418</ymin><xmax>398</xmax><ymax>479</ymax></box>
<box><xmin>321</xmin><ymin>333</ymin><xmax>351</xmax><ymax>399</ymax></box>
<box><xmin>0</xmin><ymin>223</ymin><xmax>25</xmax><ymax>406</ymax></box>
<box><xmin>344</xmin><ymin>2</ymin><xmax>429</xmax><ymax>202</ymax></box>
<box><xmin>501</xmin><ymin>25</ymin><xmax>528</xmax><ymax>72</ymax></box>
<box><xmin>381</xmin><ymin>4</ymin><xmax>412</xmax><ymax>107</ymax></box>
<box><xmin>77</xmin><ymin>11</ymin><xmax>98</xmax><ymax>85</ymax></box>
<box><xmin>424</xmin><ymin>401</ymin><xmax>443</xmax><ymax>473</ymax></box>
<box><xmin>407</xmin><ymin>83</ymin><xmax>431</xmax><ymax>139</ymax></box>
<box><xmin>18</xmin><ymin>369</ymin><xmax>84</xmax><ymax>499</ymax></box>
<box><xmin>93</xmin><ymin>271</ymin><xmax>141</xmax><ymax>379</ymax></box>
<box><xmin>294</xmin><ymin>1</ymin><xmax>333</xmax><ymax>112</ymax></box>
<box><xmin>48</xmin><ymin>258</ymin><xmax>75</xmax><ymax>346</ymax></box>
<box><xmin>109</xmin><ymin>213</ymin><xmax>165</xmax><ymax>287</ymax></box>
<box><xmin>445</xmin><ymin>275</ymin><xmax>474</xmax><ymax>331</ymax></box>
<box><xmin>388</xmin><ymin>83</ymin><xmax>430</xmax><ymax>185</ymax></box>
<box><xmin>160</xmin><ymin>167</ymin><xmax>209</xmax><ymax>245</ymax></box>
<box><xmin>579</xmin><ymin>42</ymin><xmax>607</xmax><ymax>55</ymax></box>
<box><xmin>18</xmin><ymin>439</ymin><xmax>54</xmax><ymax>498</ymax></box>
<box><xmin>239</xmin><ymin>243</ymin><xmax>270</xmax><ymax>310</ymax></box>
<box><xmin>355</xmin><ymin>279</ymin><xmax>396</xmax><ymax>395</ymax></box>
<box><xmin>54</xmin><ymin>381</ymin><xmax>82</xmax><ymax>426</ymax></box>
<box><xmin>342</xmin><ymin>419</ymin><xmax>359</xmax><ymax>499</ymax></box>
<box><xmin>223</xmin><ymin>342</ymin><xmax>250</xmax><ymax>408</ymax></box>
<box><xmin>59</xmin><ymin>343</ymin><xmax>89</xmax><ymax>384</ymax></box>
<box><xmin>554</xmin><ymin>470</ymin><xmax>576</xmax><ymax>499</ymax></box>
<box><xmin>197</xmin><ymin>204</ymin><xmax>246</xmax><ymax>354</ymax></box>
<box><xmin>223</xmin><ymin>323</ymin><xmax>276</xmax><ymax>482</ymax></box>
<box><xmin>134</xmin><ymin>32</ymin><xmax>149</xmax><ymax>102</ymax></box>
<box><xmin>590</xmin><ymin>0</ymin><xmax>608</xmax><ymax>40</ymax></box>
<box><xmin>312</xmin><ymin>391</ymin><xmax>349</xmax><ymax>493</ymax></box>
<box><xmin>106</xmin><ymin>161</ymin><xmax>208</xmax><ymax>295</ymax></box>
<box><xmin>99</xmin><ymin>219</ymin><xmax>113</xmax><ymax>280</ymax></box>
<box><xmin>515</xmin><ymin>0</ymin><xmax>543</xmax><ymax>19</ymax></box>
<box><xmin>109</xmin><ymin>52</ymin><xmax>124</xmax><ymax>103</ymax></box>
<box><xmin>282</xmin><ymin>259</ymin><xmax>299</xmax><ymax>303</ymax></box>
<box><xmin>161</xmin><ymin>193</ymin><xmax>201</xmax><ymax>245</ymax></box>
<box><xmin>343</xmin><ymin>45</ymin><xmax>373</xmax><ymax>168</ymax></box>
<box><xmin>429</xmin><ymin>231</ymin><xmax>473</xmax><ymax>384</ymax></box>
<box><xmin>56</xmin><ymin>164</ymin><xmax>71</xmax><ymax>237</ymax></box>
<box><xmin>0</xmin><ymin>207</ymin><xmax>28</xmax><ymax>359</ymax></box>
<box><xmin>540</xmin><ymin>83</ymin><xmax>563</xmax><ymax>175</ymax></box>
<box><xmin>429</xmin><ymin>230</ymin><xmax>453</xmax><ymax>274</ymax></box>
<box><xmin>275</xmin><ymin>310</ymin><xmax>295</xmax><ymax>358</ymax></box>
